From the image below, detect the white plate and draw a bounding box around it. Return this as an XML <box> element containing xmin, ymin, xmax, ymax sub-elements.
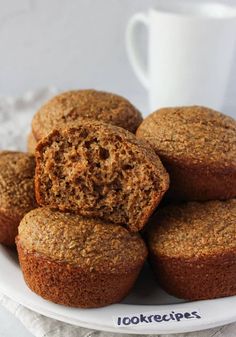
<box><xmin>0</xmin><ymin>245</ymin><xmax>235</xmax><ymax>335</ymax></box>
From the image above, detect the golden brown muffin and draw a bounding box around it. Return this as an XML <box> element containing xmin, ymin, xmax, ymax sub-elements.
<box><xmin>136</xmin><ymin>106</ymin><xmax>236</xmax><ymax>201</ymax></box>
<box><xmin>31</xmin><ymin>90</ymin><xmax>143</xmax><ymax>143</ymax></box>
<box><xmin>35</xmin><ymin>120</ymin><xmax>169</xmax><ymax>232</ymax></box>
<box><xmin>16</xmin><ymin>207</ymin><xmax>148</xmax><ymax>308</ymax></box>
<box><xmin>147</xmin><ymin>200</ymin><xmax>236</xmax><ymax>300</ymax></box>
<box><xmin>27</xmin><ymin>133</ymin><xmax>37</xmax><ymax>154</ymax></box>
<box><xmin>0</xmin><ymin>151</ymin><xmax>37</xmax><ymax>246</ymax></box>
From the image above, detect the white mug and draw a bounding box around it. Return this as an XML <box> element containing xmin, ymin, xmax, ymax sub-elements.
<box><xmin>126</xmin><ymin>0</ymin><xmax>236</xmax><ymax>112</ymax></box>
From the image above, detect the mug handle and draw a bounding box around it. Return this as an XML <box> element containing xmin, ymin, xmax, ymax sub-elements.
<box><xmin>126</xmin><ymin>13</ymin><xmax>149</xmax><ymax>90</ymax></box>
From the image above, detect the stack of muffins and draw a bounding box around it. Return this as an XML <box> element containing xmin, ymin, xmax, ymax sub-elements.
<box><xmin>0</xmin><ymin>90</ymin><xmax>235</xmax><ymax>308</ymax></box>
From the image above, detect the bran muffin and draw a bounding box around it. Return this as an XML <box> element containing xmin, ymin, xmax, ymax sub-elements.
<box><xmin>136</xmin><ymin>106</ymin><xmax>236</xmax><ymax>201</ymax></box>
<box><xmin>31</xmin><ymin>90</ymin><xmax>143</xmax><ymax>145</ymax></box>
<box><xmin>27</xmin><ymin>132</ymin><xmax>37</xmax><ymax>154</ymax></box>
<box><xmin>16</xmin><ymin>207</ymin><xmax>147</xmax><ymax>308</ymax></box>
<box><xmin>147</xmin><ymin>200</ymin><xmax>236</xmax><ymax>300</ymax></box>
<box><xmin>35</xmin><ymin>120</ymin><xmax>169</xmax><ymax>232</ymax></box>
<box><xmin>0</xmin><ymin>151</ymin><xmax>37</xmax><ymax>246</ymax></box>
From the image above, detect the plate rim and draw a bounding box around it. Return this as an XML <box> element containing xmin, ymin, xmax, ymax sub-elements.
<box><xmin>1</xmin><ymin>284</ymin><xmax>236</xmax><ymax>335</ymax></box>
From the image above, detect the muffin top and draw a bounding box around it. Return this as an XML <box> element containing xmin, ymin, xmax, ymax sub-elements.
<box><xmin>0</xmin><ymin>151</ymin><xmax>36</xmax><ymax>217</ymax></box>
<box><xmin>148</xmin><ymin>199</ymin><xmax>236</xmax><ymax>259</ymax></box>
<box><xmin>27</xmin><ymin>133</ymin><xmax>37</xmax><ymax>154</ymax></box>
<box><xmin>18</xmin><ymin>207</ymin><xmax>147</xmax><ymax>272</ymax></box>
<box><xmin>32</xmin><ymin>90</ymin><xmax>143</xmax><ymax>140</ymax></box>
<box><xmin>136</xmin><ymin>106</ymin><xmax>236</xmax><ymax>169</ymax></box>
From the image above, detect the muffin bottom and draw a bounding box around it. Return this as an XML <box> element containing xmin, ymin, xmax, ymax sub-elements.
<box><xmin>0</xmin><ymin>210</ymin><xmax>20</xmax><ymax>246</ymax></box>
<box><xmin>163</xmin><ymin>160</ymin><xmax>236</xmax><ymax>201</ymax></box>
<box><xmin>17</xmin><ymin>241</ymin><xmax>142</xmax><ymax>308</ymax></box>
<box><xmin>150</xmin><ymin>252</ymin><xmax>236</xmax><ymax>300</ymax></box>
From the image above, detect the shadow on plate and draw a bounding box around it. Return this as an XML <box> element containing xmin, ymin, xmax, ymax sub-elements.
<box><xmin>0</xmin><ymin>245</ymin><xmax>19</xmax><ymax>266</ymax></box>
<box><xmin>123</xmin><ymin>263</ymin><xmax>186</xmax><ymax>305</ymax></box>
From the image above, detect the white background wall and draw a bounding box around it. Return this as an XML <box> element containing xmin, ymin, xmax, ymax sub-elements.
<box><xmin>0</xmin><ymin>0</ymin><xmax>236</xmax><ymax>115</ymax></box>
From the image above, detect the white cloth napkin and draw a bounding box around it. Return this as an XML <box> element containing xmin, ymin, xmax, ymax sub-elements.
<box><xmin>0</xmin><ymin>88</ymin><xmax>235</xmax><ymax>337</ymax></box>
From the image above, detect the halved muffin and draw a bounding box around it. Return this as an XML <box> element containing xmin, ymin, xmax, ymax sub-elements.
<box><xmin>35</xmin><ymin>120</ymin><xmax>169</xmax><ymax>232</ymax></box>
